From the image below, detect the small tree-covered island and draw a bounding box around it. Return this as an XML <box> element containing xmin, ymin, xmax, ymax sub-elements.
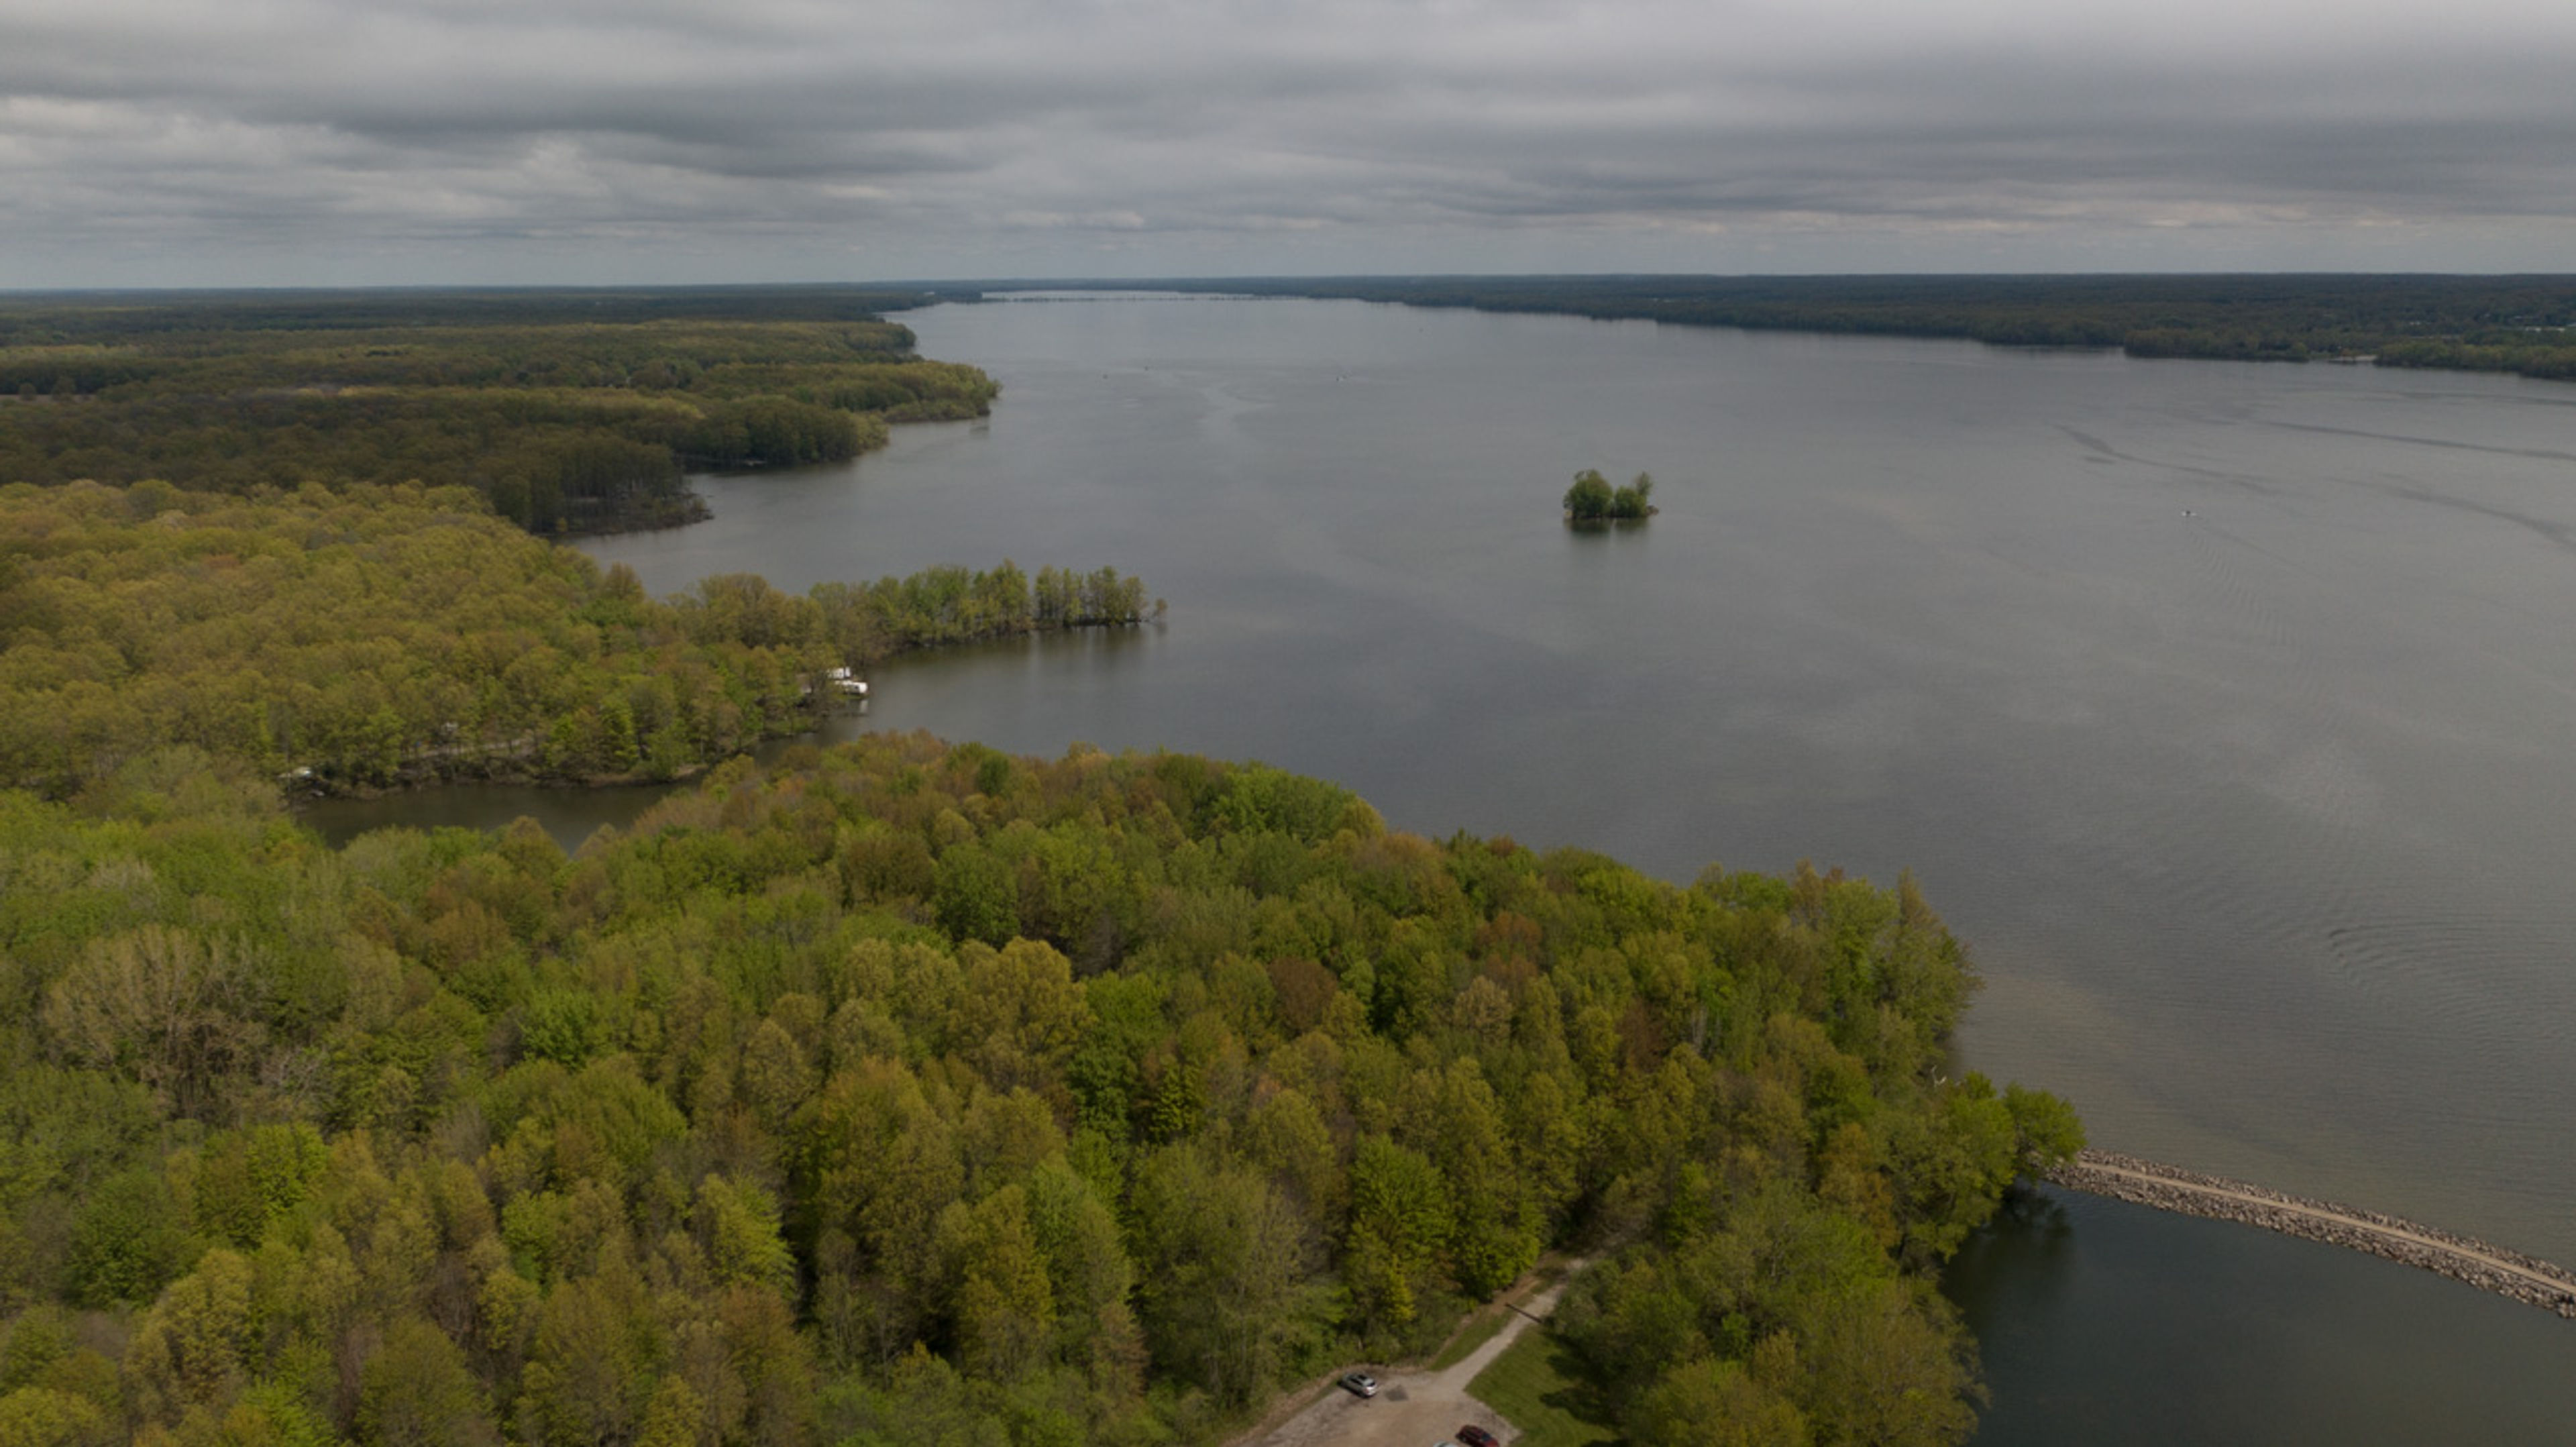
<box><xmin>1564</xmin><ymin>468</ymin><xmax>1658</xmax><ymax>523</ymax></box>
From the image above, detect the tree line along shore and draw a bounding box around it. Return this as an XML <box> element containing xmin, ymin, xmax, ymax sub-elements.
<box><xmin>0</xmin><ymin>480</ymin><xmax>1154</xmax><ymax>798</ymax></box>
<box><xmin>1032</xmin><ymin>274</ymin><xmax>2576</xmax><ymax>382</ymax></box>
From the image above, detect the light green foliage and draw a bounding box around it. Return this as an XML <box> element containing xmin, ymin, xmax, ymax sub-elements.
<box><xmin>126</xmin><ymin>1247</ymin><xmax>254</xmax><ymax>1410</ymax></box>
<box><xmin>1344</xmin><ymin>1136</ymin><xmax>1453</xmax><ymax>1330</ymax></box>
<box><xmin>951</xmin><ymin>942</ymin><xmax>1091</xmax><ymax>1094</ymax></box>
<box><xmin>1632</xmin><ymin>1358</ymin><xmax>1807</xmax><ymax>1447</ymax></box>
<box><xmin>1208</xmin><ymin>765</ymin><xmax>1356</xmax><ymax>845</ymax></box>
<box><xmin>698</xmin><ymin>1177</ymin><xmax>796</xmax><ymax>1293</ymax></box>
<box><xmin>0</xmin><ymin>1386</ymin><xmax>109</xmax><ymax>1447</ymax></box>
<box><xmin>634</xmin><ymin>1374</ymin><xmax>706</xmax><ymax>1447</ymax></box>
<box><xmin>1415</xmin><ymin>1061</ymin><xmax>1538</xmax><ymax>1297</ymax></box>
<box><xmin>1558</xmin><ymin>1169</ymin><xmax>1995</xmax><ymax>1444</ymax></box>
<box><xmin>1880</xmin><ymin>1075</ymin><xmax>2021</xmax><ymax>1266</ymax></box>
<box><xmin>0</xmin><ymin>736</ymin><xmax>2065</xmax><ymax>1446</ymax></box>
<box><xmin>0</xmin><ymin>483</ymin><xmax>1149</xmax><ymax>796</ymax></box>
<box><xmin>938</xmin><ymin>1185</ymin><xmax>1055</xmax><ymax>1377</ymax></box>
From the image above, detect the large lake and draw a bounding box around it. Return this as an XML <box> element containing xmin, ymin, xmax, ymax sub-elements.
<box><xmin>313</xmin><ymin>295</ymin><xmax>2576</xmax><ymax>1436</ymax></box>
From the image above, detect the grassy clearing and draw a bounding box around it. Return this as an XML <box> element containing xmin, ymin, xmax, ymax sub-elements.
<box><xmin>1466</xmin><ymin>1328</ymin><xmax>1623</xmax><ymax>1447</ymax></box>
<box><xmin>1428</xmin><ymin>1306</ymin><xmax>1513</xmax><ymax>1371</ymax></box>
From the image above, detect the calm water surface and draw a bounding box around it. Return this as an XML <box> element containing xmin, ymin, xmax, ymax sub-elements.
<box><xmin>1947</xmin><ymin>1186</ymin><xmax>2576</xmax><ymax>1443</ymax></box>
<box><xmin>314</xmin><ymin>296</ymin><xmax>2576</xmax><ymax>1434</ymax></box>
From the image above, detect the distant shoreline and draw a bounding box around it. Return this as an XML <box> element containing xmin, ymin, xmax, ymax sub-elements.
<box><xmin>963</xmin><ymin>276</ymin><xmax>2576</xmax><ymax>386</ymax></box>
<box><xmin>2046</xmin><ymin>1149</ymin><xmax>2576</xmax><ymax>1319</ymax></box>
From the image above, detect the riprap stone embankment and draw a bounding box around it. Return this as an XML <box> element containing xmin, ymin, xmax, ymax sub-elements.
<box><xmin>2046</xmin><ymin>1149</ymin><xmax>2576</xmax><ymax>1320</ymax></box>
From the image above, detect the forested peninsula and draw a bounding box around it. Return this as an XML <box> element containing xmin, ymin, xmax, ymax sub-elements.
<box><xmin>1043</xmin><ymin>274</ymin><xmax>2576</xmax><ymax>381</ymax></box>
<box><xmin>0</xmin><ymin>481</ymin><xmax>1150</xmax><ymax>798</ymax></box>
<box><xmin>0</xmin><ymin>290</ymin><xmax>1000</xmax><ymax>535</ymax></box>
<box><xmin>0</xmin><ymin>287</ymin><xmax>2079</xmax><ymax>1447</ymax></box>
<box><xmin>0</xmin><ymin>732</ymin><xmax>2077</xmax><ymax>1447</ymax></box>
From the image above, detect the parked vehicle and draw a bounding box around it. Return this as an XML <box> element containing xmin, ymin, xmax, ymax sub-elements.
<box><xmin>1457</xmin><ymin>1426</ymin><xmax>1499</xmax><ymax>1447</ymax></box>
<box><xmin>1340</xmin><ymin>1373</ymin><xmax>1379</xmax><ymax>1398</ymax></box>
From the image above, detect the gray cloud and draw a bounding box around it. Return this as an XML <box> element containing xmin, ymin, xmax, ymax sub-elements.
<box><xmin>3</xmin><ymin>0</ymin><xmax>2575</xmax><ymax>282</ymax></box>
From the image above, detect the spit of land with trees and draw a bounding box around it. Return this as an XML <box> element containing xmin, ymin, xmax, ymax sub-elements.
<box><xmin>0</xmin><ymin>480</ymin><xmax>1150</xmax><ymax>798</ymax></box>
<box><xmin>0</xmin><ymin>289</ymin><xmax>1000</xmax><ymax>535</ymax></box>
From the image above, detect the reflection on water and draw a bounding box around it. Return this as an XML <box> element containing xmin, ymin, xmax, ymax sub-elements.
<box><xmin>1950</xmin><ymin>1187</ymin><xmax>2576</xmax><ymax>1443</ymax></box>
<box><xmin>330</xmin><ymin>296</ymin><xmax>2576</xmax><ymax>1436</ymax></box>
<box><xmin>299</xmin><ymin>630</ymin><xmax>1165</xmax><ymax>851</ymax></box>
<box><xmin>301</xmin><ymin>778</ymin><xmax>678</xmax><ymax>851</ymax></box>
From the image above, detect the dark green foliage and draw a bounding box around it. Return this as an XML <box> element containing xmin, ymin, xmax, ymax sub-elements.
<box><xmin>0</xmin><ymin>287</ymin><xmax>940</xmax><ymax>345</ymax></box>
<box><xmin>934</xmin><ymin>847</ymin><xmax>1021</xmax><ymax>947</ymax></box>
<box><xmin>64</xmin><ymin>1169</ymin><xmax>189</xmax><ymax>1309</ymax></box>
<box><xmin>1563</xmin><ymin>468</ymin><xmax>1654</xmax><ymax>523</ymax></box>
<box><xmin>684</xmin><ymin>397</ymin><xmax>863</xmax><ymax>468</ymax></box>
<box><xmin>360</xmin><ymin>1318</ymin><xmax>500</xmax><ymax>1447</ymax></box>
<box><xmin>1562</xmin><ymin>470</ymin><xmax>1614</xmax><ymax>521</ymax></box>
<box><xmin>2003</xmin><ymin>1083</ymin><xmax>2087</xmax><ymax>1171</ymax></box>
<box><xmin>0</xmin><ymin>735</ymin><xmax>2070</xmax><ymax>1444</ymax></box>
<box><xmin>0</xmin><ymin>292</ymin><xmax>999</xmax><ymax>535</ymax></box>
<box><xmin>1126</xmin><ymin>274</ymin><xmax>2576</xmax><ymax>383</ymax></box>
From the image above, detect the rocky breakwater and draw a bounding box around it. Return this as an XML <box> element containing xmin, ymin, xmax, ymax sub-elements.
<box><xmin>2047</xmin><ymin>1149</ymin><xmax>2576</xmax><ymax>1320</ymax></box>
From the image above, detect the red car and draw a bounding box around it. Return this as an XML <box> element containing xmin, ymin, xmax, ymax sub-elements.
<box><xmin>1457</xmin><ymin>1428</ymin><xmax>1499</xmax><ymax>1447</ymax></box>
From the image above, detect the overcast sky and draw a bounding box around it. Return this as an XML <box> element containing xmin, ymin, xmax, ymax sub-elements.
<box><xmin>5</xmin><ymin>0</ymin><xmax>2575</xmax><ymax>286</ymax></box>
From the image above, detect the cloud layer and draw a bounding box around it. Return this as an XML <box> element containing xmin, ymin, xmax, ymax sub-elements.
<box><xmin>5</xmin><ymin>0</ymin><xmax>2575</xmax><ymax>283</ymax></box>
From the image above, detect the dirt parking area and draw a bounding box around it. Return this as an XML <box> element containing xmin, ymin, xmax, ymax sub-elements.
<box><xmin>1240</xmin><ymin>1267</ymin><xmax>1580</xmax><ymax>1447</ymax></box>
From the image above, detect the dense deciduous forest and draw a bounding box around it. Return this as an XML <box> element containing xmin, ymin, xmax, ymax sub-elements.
<box><xmin>0</xmin><ymin>481</ymin><xmax>1151</xmax><ymax>797</ymax></box>
<box><xmin>0</xmin><ymin>292</ymin><xmax>1000</xmax><ymax>534</ymax></box>
<box><xmin>0</xmin><ymin>733</ymin><xmax>2076</xmax><ymax>1447</ymax></box>
<box><xmin>1064</xmin><ymin>274</ymin><xmax>2576</xmax><ymax>380</ymax></box>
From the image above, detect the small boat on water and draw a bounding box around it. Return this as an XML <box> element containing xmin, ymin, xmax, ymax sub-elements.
<box><xmin>824</xmin><ymin>666</ymin><xmax>869</xmax><ymax>698</ymax></box>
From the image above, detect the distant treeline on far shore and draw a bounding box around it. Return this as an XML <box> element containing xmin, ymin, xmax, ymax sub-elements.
<box><xmin>987</xmin><ymin>274</ymin><xmax>2576</xmax><ymax>381</ymax></box>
